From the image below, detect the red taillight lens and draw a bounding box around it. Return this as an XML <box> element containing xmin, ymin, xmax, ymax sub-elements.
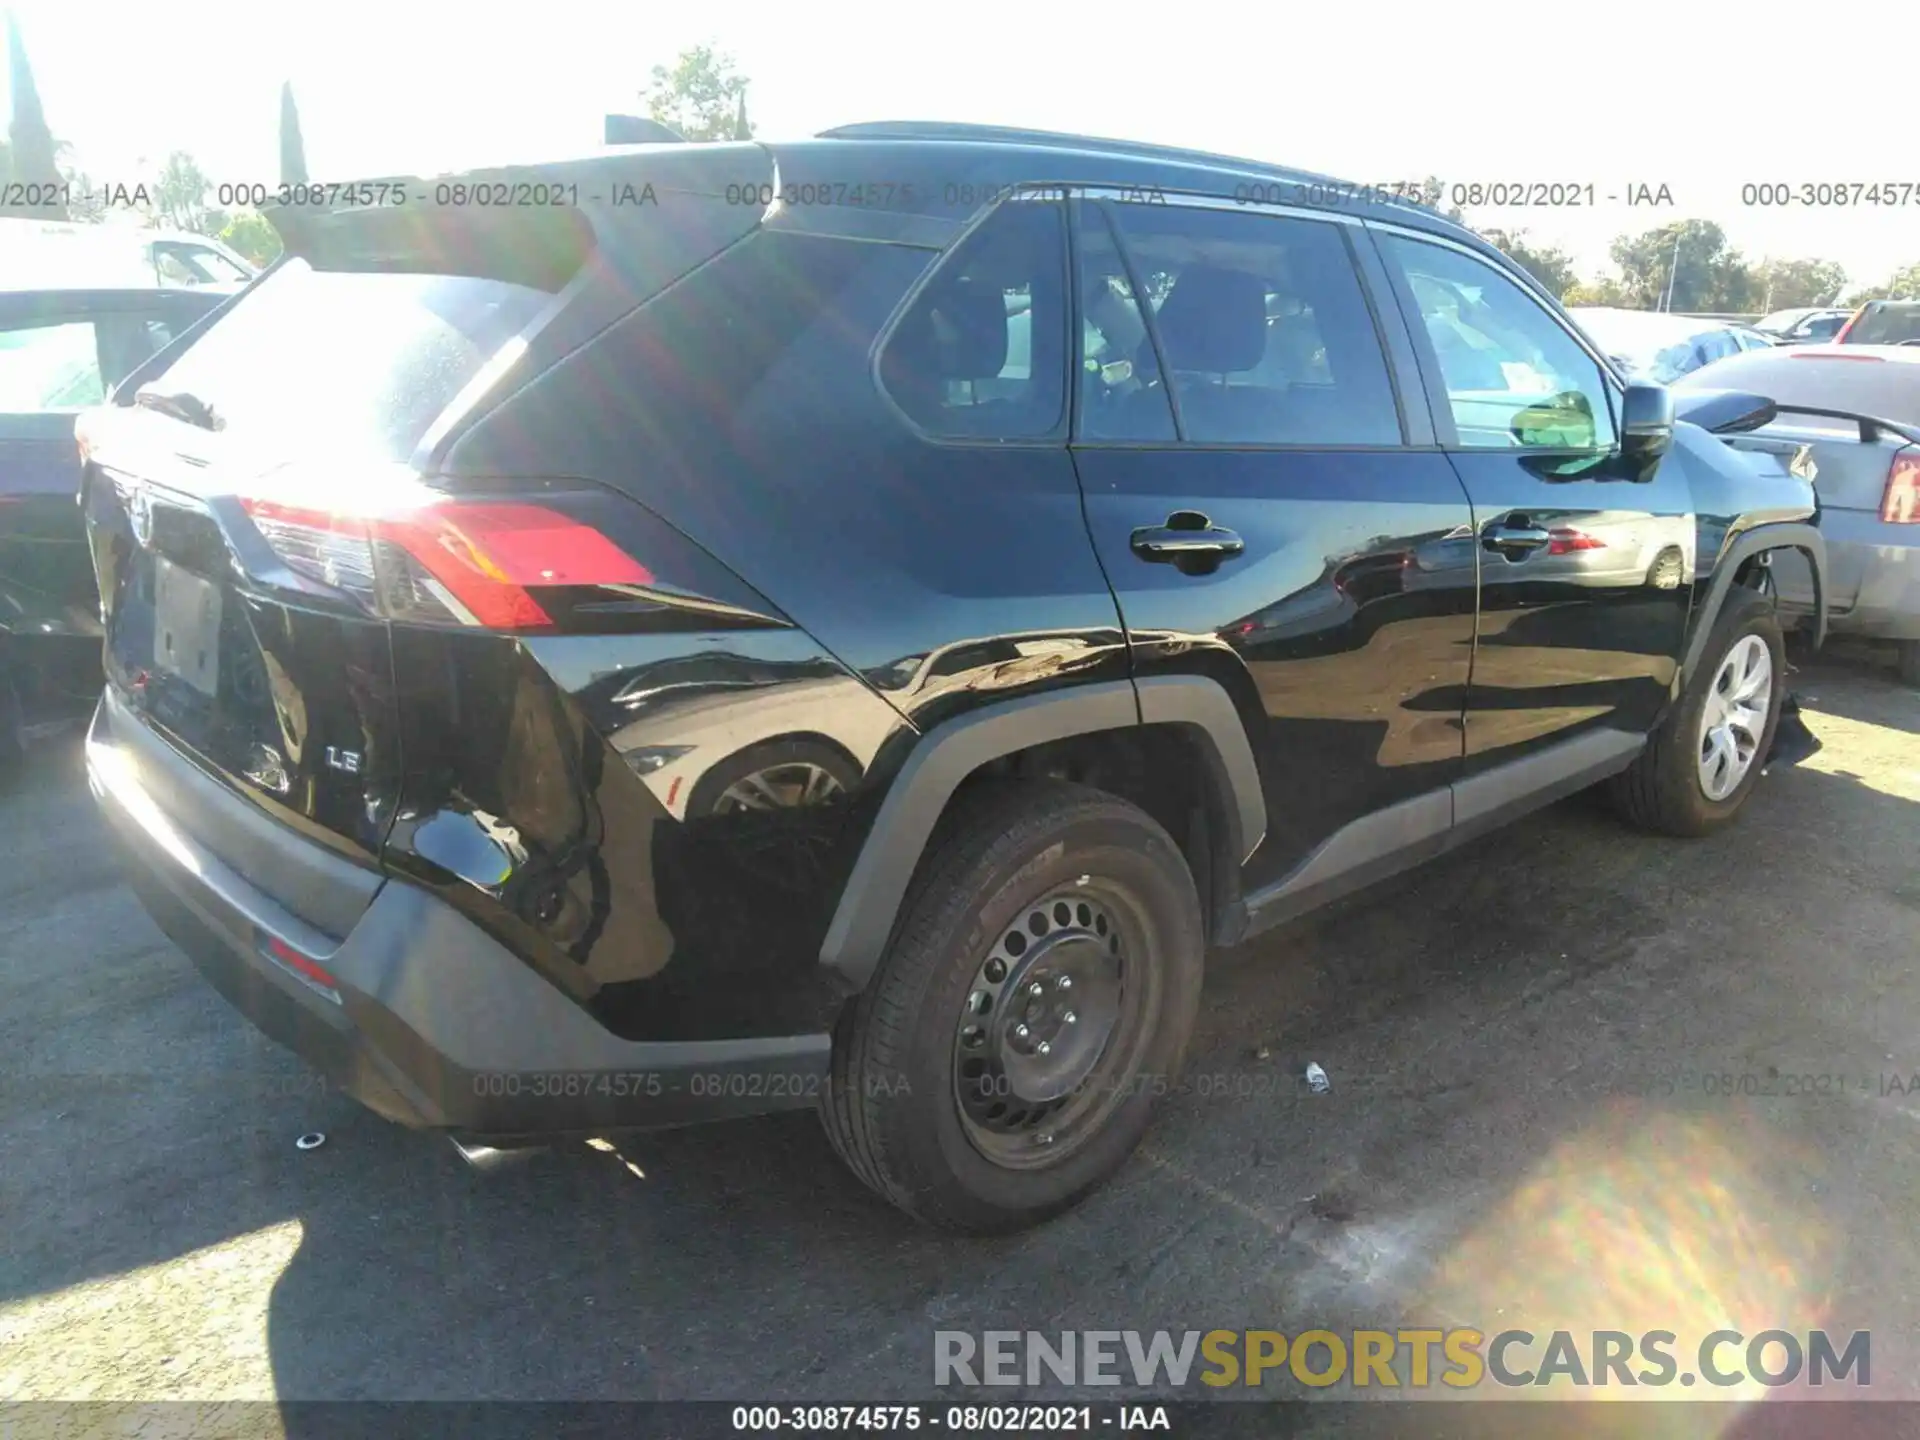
<box><xmin>1832</xmin><ymin>310</ymin><xmax>1865</xmax><ymax>343</ymax></box>
<box><xmin>1883</xmin><ymin>454</ymin><xmax>1920</xmax><ymax>524</ymax></box>
<box><xmin>1547</xmin><ymin>528</ymin><xmax>1606</xmax><ymax>556</ymax></box>
<box><xmin>239</xmin><ymin>482</ymin><xmax>653</xmax><ymax>631</ymax></box>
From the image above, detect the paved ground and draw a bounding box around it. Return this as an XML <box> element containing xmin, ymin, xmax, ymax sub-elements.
<box><xmin>4</xmin><ymin>646</ymin><xmax>1919</xmax><ymax>1422</ymax></box>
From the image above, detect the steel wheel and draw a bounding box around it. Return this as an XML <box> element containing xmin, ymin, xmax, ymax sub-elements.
<box><xmin>951</xmin><ymin>882</ymin><xmax>1150</xmax><ymax>1169</ymax></box>
<box><xmin>1698</xmin><ymin>633</ymin><xmax>1772</xmax><ymax>801</ymax></box>
<box><xmin>713</xmin><ymin>761</ymin><xmax>845</xmax><ymax>813</ymax></box>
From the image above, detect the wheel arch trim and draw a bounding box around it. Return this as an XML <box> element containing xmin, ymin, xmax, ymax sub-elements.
<box><xmin>1683</xmin><ymin>521</ymin><xmax>1827</xmax><ymax>686</ymax></box>
<box><xmin>818</xmin><ymin>677</ymin><xmax>1265</xmax><ymax>989</ymax></box>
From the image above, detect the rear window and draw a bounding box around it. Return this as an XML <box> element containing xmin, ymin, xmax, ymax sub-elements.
<box><xmin>139</xmin><ymin>259</ymin><xmax>555</xmax><ymax>461</ymax></box>
<box><xmin>1848</xmin><ymin>305</ymin><xmax>1920</xmax><ymax>346</ymax></box>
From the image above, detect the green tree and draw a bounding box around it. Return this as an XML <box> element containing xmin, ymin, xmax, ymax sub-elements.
<box><xmin>1751</xmin><ymin>256</ymin><xmax>1847</xmax><ymax>311</ymax></box>
<box><xmin>640</xmin><ymin>45</ymin><xmax>753</xmax><ymax>142</ymax></box>
<box><xmin>146</xmin><ymin>151</ymin><xmax>228</xmax><ymax>236</ymax></box>
<box><xmin>1562</xmin><ymin>276</ymin><xmax>1629</xmax><ymax>307</ymax></box>
<box><xmin>279</xmin><ymin>82</ymin><xmax>309</xmax><ymax>186</ymax></box>
<box><xmin>1843</xmin><ymin>261</ymin><xmax>1920</xmax><ymax>306</ymax></box>
<box><xmin>1419</xmin><ymin>175</ymin><xmax>1465</xmax><ymax>223</ymax></box>
<box><xmin>1481</xmin><ymin>228</ymin><xmax>1580</xmax><ymax>301</ymax></box>
<box><xmin>218</xmin><ymin>209</ymin><xmax>283</xmax><ymax>267</ymax></box>
<box><xmin>3</xmin><ymin>13</ymin><xmax>65</xmax><ymax>218</ymax></box>
<box><xmin>1609</xmin><ymin>220</ymin><xmax>1758</xmax><ymax>312</ymax></box>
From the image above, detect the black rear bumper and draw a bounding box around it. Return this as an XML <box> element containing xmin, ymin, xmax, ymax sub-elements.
<box><xmin>87</xmin><ymin>698</ymin><xmax>832</xmax><ymax>1139</ymax></box>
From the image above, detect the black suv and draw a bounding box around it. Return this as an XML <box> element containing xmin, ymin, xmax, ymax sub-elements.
<box><xmin>81</xmin><ymin>123</ymin><xmax>1826</xmax><ymax>1233</ymax></box>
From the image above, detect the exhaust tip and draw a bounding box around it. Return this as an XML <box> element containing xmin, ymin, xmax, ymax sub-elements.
<box><xmin>448</xmin><ymin>1137</ymin><xmax>547</xmax><ymax>1173</ymax></box>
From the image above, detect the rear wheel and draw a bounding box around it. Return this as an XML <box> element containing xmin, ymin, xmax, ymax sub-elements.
<box><xmin>821</xmin><ymin>780</ymin><xmax>1203</xmax><ymax>1233</ymax></box>
<box><xmin>1611</xmin><ymin>587</ymin><xmax>1784</xmax><ymax>837</ymax></box>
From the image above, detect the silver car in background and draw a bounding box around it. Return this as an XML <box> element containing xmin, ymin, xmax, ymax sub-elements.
<box><xmin>1677</xmin><ymin>345</ymin><xmax>1920</xmax><ymax>683</ymax></box>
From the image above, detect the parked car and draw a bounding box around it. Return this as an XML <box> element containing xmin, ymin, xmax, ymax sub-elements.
<box><xmin>1727</xmin><ymin>326</ymin><xmax>1779</xmax><ymax>351</ymax></box>
<box><xmin>1835</xmin><ymin>299</ymin><xmax>1920</xmax><ymax>347</ymax></box>
<box><xmin>1</xmin><ymin>277</ymin><xmax>231</xmax><ymax>766</ymax></box>
<box><xmin>1753</xmin><ymin>307</ymin><xmax>1851</xmax><ymax>346</ymax></box>
<box><xmin>0</xmin><ymin>220</ymin><xmax>257</xmax><ymax>293</ymax></box>
<box><xmin>1679</xmin><ymin>344</ymin><xmax>1920</xmax><ymax>681</ymax></box>
<box><xmin>1567</xmin><ymin>307</ymin><xmax>1761</xmax><ymax>383</ymax></box>
<box><xmin>78</xmin><ymin>124</ymin><xmax>1824</xmax><ymax>1232</ymax></box>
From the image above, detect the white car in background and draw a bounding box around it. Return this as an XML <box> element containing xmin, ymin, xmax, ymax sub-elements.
<box><xmin>1568</xmin><ymin>307</ymin><xmax>1771</xmax><ymax>385</ymax></box>
<box><xmin>0</xmin><ymin>220</ymin><xmax>257</xmax><ymax>293</ymax></box>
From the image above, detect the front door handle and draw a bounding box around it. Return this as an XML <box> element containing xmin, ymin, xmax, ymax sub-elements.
<box><xmin>1131</xmin><ymin>512</ymin><xmax>1245</xmax><ymax>575</ymax></box>
<box><xmin>1482</xmin><ymin>523</ymin><xmax>1553</xmax><ymax>558</ymax></box>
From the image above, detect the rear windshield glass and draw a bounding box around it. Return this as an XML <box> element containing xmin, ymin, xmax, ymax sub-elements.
<box><xmin>140</xmin><ymin>259</ymin><xmax>553</xmax><ymax>460</ymax></box>
<box><xmin>1850</xmin><ymin>305</ymin><xmax>1920</xmax><ymax>346</ymax></box>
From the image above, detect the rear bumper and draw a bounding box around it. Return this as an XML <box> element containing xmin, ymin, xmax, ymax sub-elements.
<box><xmin>1775</xmin><ymin>511</ymin><xmax>1920</xmax><ymax>641</ymax></box>
<box><xmin>87</xmin><ymin>699</ymin><xmax>831</xmax><ymax>1139</ymax></box>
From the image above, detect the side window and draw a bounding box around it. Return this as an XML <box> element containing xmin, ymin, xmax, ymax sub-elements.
<box><xmin>0</xmin><ymin>319</ymin><xmax>106</xmax><ymax>411</ymax></box>
<box><xmin>1382</xmin><ymin>234</ymin><xmax>1616</xmax><ymax>451</ymax></box>
<box><xmin>878</xmin><ymin>201</ymin><xmax>1067</xmax><ymax>439</ymax></box>
<box><xmin>1101</xmin><ymin>204</ymin><xmax>1401</xmax><ymax>446</ymax></box>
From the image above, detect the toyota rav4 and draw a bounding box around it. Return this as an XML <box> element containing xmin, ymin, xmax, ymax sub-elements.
<box><xmin>81</xmin><ymin>123</ymin><xmax>1826</xmax><ymax>1233</ymax></box>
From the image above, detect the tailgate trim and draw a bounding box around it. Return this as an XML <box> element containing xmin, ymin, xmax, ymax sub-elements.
<box><xmin>97</xmin><ymin>686</ymin><xmax>384</xmax><ymax>939</ymax></box>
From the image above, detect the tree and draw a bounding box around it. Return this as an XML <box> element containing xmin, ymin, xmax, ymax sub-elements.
<box><xmin>146</xmin><ymin>151</ymin><xmax>227</xmax><ymax>236</ymax></box>
<box><xmin>1562</xmin><ymin>276</ymin><xmax>1629</xmax><ymax>307</ymax></box>
<box><xmin>218</xmin><ymin>210</ymin><xmax>283</xmax><ymax>267</ymax></box>
<box><xmin>731</xmin><ymin>91</ymin><xmax>750</xmax><ymax>142</ymax></box>
<box><xmin>279</xmin><ymin>82</ymin><xmax>309</xmax><ymax>186</ymax></box>
<box><xmin>1609</xmin><ymin>220</ymin><xmax>1757</xmax><ymax>312</ymax></box>
<box><xmin>1751</xmin><ymin>257</ymin><xmax>1847</xmax><ymax>311</ymax></box>
<box><xmin>1481</xmin><ymin>228</ymin><xmax>1579</xmax><ymax>301</ymax></box>
<box><xmin>3</xmin><ymin>13</ymin><xmax>65</xmax><ymax>218</ymax></box>
<box><xmin>1419</xmin><ymin>175</ymin><xmax>1465</xmax><ymax>224</ymax></box>
<box><xmin>640</xmin><ymin>45</ymin><xmax>754</xmax><ymax>142</ymax></box>
<box><xmin>1843</xmin><ymin>261</ymin><xmax>1920</xmax><ymax>306</ymax></box>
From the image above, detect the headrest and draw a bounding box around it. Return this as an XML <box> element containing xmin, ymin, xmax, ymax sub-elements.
<box><xmin>905</xmin><ymin>279</ymin><xmax>1010</xmax><ymax>382</ymax></box>
<box><xmin>1152</xmin><ymin>267</ymin><xmax>1269</xmax><ymax>373</ymax></box>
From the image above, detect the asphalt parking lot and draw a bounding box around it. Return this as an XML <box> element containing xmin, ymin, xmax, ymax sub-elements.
<box><xmin>4</xmin><ymin>646</ymin><xmax>1919</xmax><ymax>1421</ymax></box>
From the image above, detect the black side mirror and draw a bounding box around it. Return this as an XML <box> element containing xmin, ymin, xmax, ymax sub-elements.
<box><xmin>1619</xmin><ymin>383</ymin><xmax>1674</xmax><ymax>464</ymax></box>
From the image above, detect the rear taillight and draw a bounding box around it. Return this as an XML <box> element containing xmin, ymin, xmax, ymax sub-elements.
<box><xmin>1547</xmin><ymin>528</ymin><xmax>1606</xmax><ymax>556</ymax></box>
<box><xmin>1882</xmin><ymin>454</ymin><xmax>1920</xmax><ymax>524</ymax></box>
<box><xmin>238</xmin><ymin>475</ymin><xmax>653</xmax><ymax>631</ymax></box>
<box><xmin>1832</xmin><ymin>310</ymin><xmax>1865</xmax><ymax>343</ymax></box>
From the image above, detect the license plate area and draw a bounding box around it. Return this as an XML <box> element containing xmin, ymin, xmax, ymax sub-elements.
<box><xmin>153</xmin><ymin>556</ymin><xmax>222</xmax><ymax>697</ymax></box>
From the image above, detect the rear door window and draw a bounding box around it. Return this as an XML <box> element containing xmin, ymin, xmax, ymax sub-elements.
<box><xmin>140</xmin><ymin>260</ymin><xmax>555</xmax><ymax>460</ymax></box>
<box><xmin>1095</xmin><ymin>203</ymin><xmax>1401</xmax><ymax>446</ymax></box>
<box><xmin>1849</xmin><ymin>306</ymin><xmax>1920</xmax><ymax>345</ymax></box>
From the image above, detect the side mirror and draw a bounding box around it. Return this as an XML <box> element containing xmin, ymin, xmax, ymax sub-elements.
<box><xmin>1619</xmin><ymin>383</ymin><xmax>1674</xmax><ymax>463</ymax></box>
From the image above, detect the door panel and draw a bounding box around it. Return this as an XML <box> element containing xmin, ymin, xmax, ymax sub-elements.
<box><xmin>1371</xmin><ymin>228</ymin><xmax>1693</xmax><ymax>774</ymax></box>
<box><xmin>1070</xmin><ymin>201</ymin><xmax>1476</xmax><ymax>891</ymax></box>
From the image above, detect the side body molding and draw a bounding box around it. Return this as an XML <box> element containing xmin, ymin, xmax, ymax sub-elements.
<box><xmin>1684</xmin><ymin>521</ymin><xmax>1827</xmax><ymax>684</ymax></box>
<box><xmin>819</xmin><ymin>676</ymin><xmax>1268</xmax><ymax>989</ymax></box>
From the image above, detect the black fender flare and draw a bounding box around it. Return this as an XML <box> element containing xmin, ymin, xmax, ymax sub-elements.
<box><xmin>1681</xmin><ymin>521</ymin><xmax>1827</xmax><ymax>686</ymax></box>
<box><xmin>817</xmin><ymin>677</ymin><xmax>1266</xmax><ymax>989</ymax></box>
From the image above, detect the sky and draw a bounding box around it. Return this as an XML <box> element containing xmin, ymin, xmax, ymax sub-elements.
<box><xmin>6</xmin><ymin>0</ymin><xmax>1916</xmax><ymax>293</ymax></box>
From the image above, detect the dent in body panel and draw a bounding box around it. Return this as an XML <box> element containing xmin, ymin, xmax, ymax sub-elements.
<box><xmin>384</xmin><ymin>619</ymin><xmax>913</xmax><ymax>1042</ymax></box>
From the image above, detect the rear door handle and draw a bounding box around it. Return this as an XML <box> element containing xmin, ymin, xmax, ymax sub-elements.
<box><xmin>1482</xmin><ymin>523</ymin><xmax>1552</xmax><ymax>558</ymax></box>
<box><xmin>1131</xmin><ymin>512</ymin><xmax>1245</xmax><ymax>573</ymax></box>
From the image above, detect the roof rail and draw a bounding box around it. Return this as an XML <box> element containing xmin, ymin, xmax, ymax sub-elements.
<box><xmin>814</xmin><ymin>121</ymin><xmax>1344</xmax><ymax>182</ymax></box>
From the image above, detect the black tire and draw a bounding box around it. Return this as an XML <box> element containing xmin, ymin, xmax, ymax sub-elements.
<box><xmin>684</xmin><ymin>736</ymin><xmax>861</xmax><ymax>818</ymax></box>
<box><xmin>1897</xmin><ymin>641</ymin><xmax>1920</xmax><ymax>689</ymax></box>
<box><xmin>1610</xmin><ymin>586</ymin><xmax>1785</xmax><ymax>837</ymax></box>
<box><xmin>821</xmin><ymin>780</ymin><xmax>1204</xmax><ymax>1233</ymax></box>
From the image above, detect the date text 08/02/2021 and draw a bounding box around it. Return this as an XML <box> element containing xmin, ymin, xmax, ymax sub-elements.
<box><xmin>729</xmin><ymin>1405</ymin><xmax>1169</xmax><ymax>1432</ymax></box>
